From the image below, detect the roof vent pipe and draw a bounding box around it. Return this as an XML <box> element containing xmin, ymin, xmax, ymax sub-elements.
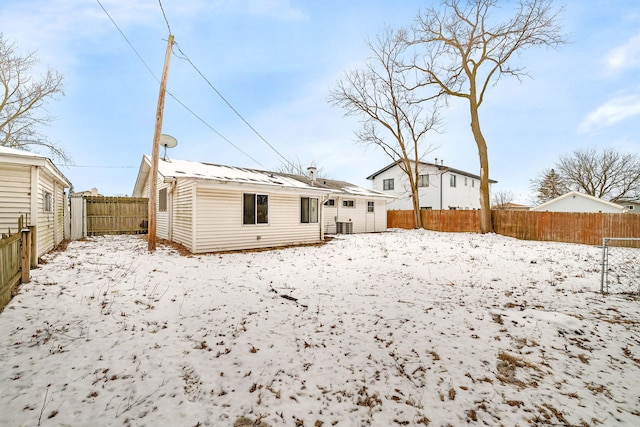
<box><xmin>307</xmin><ymin>166</ymin><xmax>317</xmax><ymax>184</ymax></box>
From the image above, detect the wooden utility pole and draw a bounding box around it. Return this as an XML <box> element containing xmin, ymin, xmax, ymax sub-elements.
<box><xmin>148</xmin><ymin>34</ymin><xmax>174</xmax><ymax>252</ymax></box>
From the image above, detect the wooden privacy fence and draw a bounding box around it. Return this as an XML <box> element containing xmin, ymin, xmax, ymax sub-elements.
<box><xmin>388</xmin><ymin>210</ymin><xmax>480</xmax><ymax>232</ymax></box>
<box><xmin>0</xmin><ymin>218</ymin><xmax>35</xmax><ymax>312</ymax></box>
<box><xmin>388</xmin><ymin>210</ymin><xmax>640</xmax><ymax>246</ymax></box>
<box><xmin>82</xmin><ymin>196</ymin><xmax>148</xmax><ymax>236</ymax></box>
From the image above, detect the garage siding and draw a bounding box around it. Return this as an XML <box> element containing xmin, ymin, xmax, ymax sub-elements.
<box><xmin>0</xmin><ymin>164</ymin><xmax>31</xmax><ymax>235</ymax></box>
<box><xmin>36</xmin><ymin>174</ymin><xmax>57</xmax><ymax>255</ymax></box>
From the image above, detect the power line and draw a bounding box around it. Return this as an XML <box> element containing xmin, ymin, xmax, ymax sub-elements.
<box><xmin>97</xmin><ymin>1</ymin><xmax>298</xmax><ymax>174</ymax></box>
<box><xmin>95</xmin><ymin>0</ymin><xmax>264</xmax><ymax>167</ymax></box>
<box><xmin>164</xmin><ymin>90</ymin><xmax>265</xmax><ymax>167</ymax></box>
<box><xmin>157</xmin><ymin>0</ymin><xmax>172</xmax><ymax>35</ymax></box>
<box><xmin>155</xmin><ymin>3</ymin><xmax>296</xmax><ymax>172</ymax></box>
<box><xmin>95</xmin><ymin>0</ymin><xmax>159</xmax><ymax>83</ymax></box>
<box><xmin>173</xmin><ymin>41</ymin><xmax>300</xmax><ymax>173</ymax></box>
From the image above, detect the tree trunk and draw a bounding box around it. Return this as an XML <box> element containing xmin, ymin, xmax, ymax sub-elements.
<box><xmin>469</xmin><ymin>102</ymin><xmax>494</xmax><ymax>233</ymax></box>
<box><xmin>411</xmin><ymin>184</ymin><xmax>422</xmax><ymax>229</ymax></box>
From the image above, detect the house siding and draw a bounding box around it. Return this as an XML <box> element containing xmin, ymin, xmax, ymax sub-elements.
<box><xmin>532</xmin><ymin>194</ymin><xmax>625</xmax><ymax>213</ymax></box>
<box><xmin>322</xmin><ymin>196</ymin><xmax>388</xmax><ymax>234</ymax></box>
<box><xmin>194</xmin><ymin>185</ymin><xmax>321</xmax><ymax>253</ymax></box>
<box><xmin>1</xmin><ymin>149</ymin><xmax>70</xmax><ymax>257</ymax></box>
<box><xmin>370</xmin><ymin>162</ymin><xmax>487</xmax><ymax>211</ymax></box>
<box><xmin>37</xmin><ymin>172</ymin><xmax>58</xmax><ymax>255</ymax></box>
<box><xmin>156</xmin><ymin>175</ymin><xmax>169</xmax><ymax>240</ymax></box>
<box><xmin>172</xmin><ymin>179</ymin><xmax>194</xmax><ymax>251</ymax></box>
<box><xmin>0</xmin><ymin>164</ymin><xmax>31</xmax><ymax>235</ymax></box>
<box><xmin>55</xmin><ymin>184</ymin><xmax>65</xmax><ymax>244</ymax></box>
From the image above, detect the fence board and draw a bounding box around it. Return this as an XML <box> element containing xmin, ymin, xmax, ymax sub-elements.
<box><xmin>0</xmin><ymin>232</ymin><xmax>22</xmax><ymax>311</ymax></box>
<box><xmin>388</xmin><ymin>209</ymin><xmax>640</xmax><ymax>246</ymax></box>
<box><xmin>84</xmin><ymin>196</ymin><xmax>148</xmax><ymax>236</ymax></box>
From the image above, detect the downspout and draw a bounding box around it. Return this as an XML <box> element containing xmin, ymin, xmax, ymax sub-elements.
<box><xmin>319</xmin><ymin>193</ymin><xmax>330</xmax><ymax>242</ymax></box>
<box><xmin>439</xmin><ymin>171</ymin><xmax>443</xmax><ymax>210</ymax></box>
<box><xmin>30</xmin><ymin>166</ymin><xmax>39</xmax><ymax>256</ymax></box>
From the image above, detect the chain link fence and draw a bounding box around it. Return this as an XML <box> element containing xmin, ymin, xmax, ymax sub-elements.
<box><xmin>600</xmin><ymin>238</ymin><xmax>640</xmax><ymax>295</ymax></box>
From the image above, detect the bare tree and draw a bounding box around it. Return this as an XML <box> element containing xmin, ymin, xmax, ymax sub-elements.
<box><xmin>530</xmin><ymin>167</ymin><xmax>569</xmax><ymax>203</ymax></box>
<box><xmin>544</xmin><ymin>148</ymin><xmax>640</xmax><ymax>202</ymax></box>
<box><xmin>276</xmin><ymin>157</ymin><xmax>328</xmax><ymax>179</ymax></box>
<box><xmin>408</xmin><ymin>0</ymin><xmax>565</xmax><ymax>232</ymax></box>
<box><xmin>491</xmin><ymin>189</ymin><xmax>514</xmax><ymax>209</ymax></box>
<box><xmin>330</xmin><ymin>27</ymin><xmax>440</xmax><ymax>228</ymax></box>
<box><xmin>0</xmin><ymin>34</ymin><xmax>66</xmax><ymax>161</ymax></box>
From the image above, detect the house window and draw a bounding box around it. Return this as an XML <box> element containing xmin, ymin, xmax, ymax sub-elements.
<box><xmin>367</xmin><ymin>201</ymin><xmax>374</xmax><ymax>212</ymax></box>
<box><xmin>159</xmin><ymin>188</ymin><xmax>167</xmax><ymax>212</ymax></box>
<box><xmin>383</xmin><ymin>179</ymin><xmax>394</xmax><ymax>190</ymax></box>
<box><xmin>324</xmin><ymin>199</ymin><xmax>335</xmax><ymax>206</ymax></box>
<box><xmin>243</xmin><ymin>193</ymin><xmax>269</xmax><ymax>225</ymax></box>
<box><xmin>628</xmin><ymin>205</ymin><xmax>635</xmax><ymax>211</ymax></box>
<box><xmin>464</xmin><ymin>177</ymin><xmax>468</xmax><ymax>186</ymax></box>
<box><xmin>420</xmin><ymin>206</ymin><xmax>433</xmax><ymax>210</ymax></box>
<box><xmin>418</xmin><ymin>174</ymin><xmax>429</xmax><ymax>187</ymax></box>
<box><xmin>472</xmin><ymin>179</ymin><xmax>475</xmax><ymax>188</ymax></box>
<box><xmin>343</xmin><ymin>200</ymin><xmax>355</xmax><ymax>208</ymax></box>
<box><xmin>301</xmin><ymin>197</ymin><xmax>319</xmax><ymax>223</ymax></box>
<box><xmin>44</xmin><ymin>192</ymin><xmax>53</xmax><ymax>212</ymax></box>
<box><xmin>450</xmin><ymin>175</ymin><xmax>457</xmax><ymax>187</ymax></box>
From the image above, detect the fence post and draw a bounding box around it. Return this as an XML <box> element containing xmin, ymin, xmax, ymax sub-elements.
<box><xmin>21</xmin><ymin>228</ymin><xmax>31</xmax><ymax>284</ymax></box>
<box><xmin>600</xmin><ymin>238</ymin><xmax>607</xmax><ymax>294</ymax></box>
<box><xmin>29</xmin><ymin>225</ymin><xmax>37</xmax><ymax>268</ymax></box>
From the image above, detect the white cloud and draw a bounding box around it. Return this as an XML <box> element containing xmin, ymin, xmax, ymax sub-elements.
<box><xmin>606</xmin><ymin>33</ymin><xmax>640</xmax><ymax>72</ymax></box>
<box><xmin>578</xmin><ymin>93</ymin><xmax>640</xmax><ymax>133</ymax></box>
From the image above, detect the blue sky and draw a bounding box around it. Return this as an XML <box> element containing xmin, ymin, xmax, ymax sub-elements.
<box><xmin>1</xmin><ymin>0</ymin><xmax>639</xmax><ymax>204</ymax></box>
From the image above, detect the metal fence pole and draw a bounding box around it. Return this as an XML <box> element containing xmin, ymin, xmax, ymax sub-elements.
<box><xmin>600</xmin><ymin>239</ymin><xmax>605</xmax><ymax>293</ymax></box>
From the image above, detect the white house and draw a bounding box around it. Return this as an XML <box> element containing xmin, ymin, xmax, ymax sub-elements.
<box><xmin>311</xmin><ymin>178</ymin><xmax>393</xmax><ymax>235</ymax></box>
<box><xmin>531</xmin><ymin>191</ymin><xmax>628</xmax><ymax>213</ymax></box>
<box><xmin>0</xmin><ymin>146</ymin><xmax>71</xmax><ymax>257</ymax></box>
<box><xmin>367</xmin><ymin>160</ymin><xmax>497</xmax><ymax>210</ymax></box>
<box><xmin>618</xmin><ymin>200</ymin><xmax>640</xmax><ymax>214</ymax></box>
<box><xmin>132</xmin><ymin>156</ymin><xmax>392</xmax><ymax>253</ymax></box>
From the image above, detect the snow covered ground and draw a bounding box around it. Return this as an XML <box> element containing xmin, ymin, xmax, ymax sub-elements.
<box><xmin>0</xmin><ymin>229</ymin><xmax>639</xmax><ymax>427</ymax></box>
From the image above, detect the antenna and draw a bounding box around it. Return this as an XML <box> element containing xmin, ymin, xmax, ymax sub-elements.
<box><xmin>160</xmin><ymin>134</ymin><xmax>178</xmax><ymax>160</ymax></box>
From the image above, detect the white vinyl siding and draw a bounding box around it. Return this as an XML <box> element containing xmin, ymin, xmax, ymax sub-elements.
<box><xmin>0</xmin><ymin>164</ymin><xmax>31</xmax><ymax>235</ymax></box>
<box><xmin>194</xmin><ymin>186</ymin><xmax>321</xmax><ymax>253</ymax></box>
<box><xmin>1</xmin><ymin>151</ymin><xmax>70</xmax><ymax>257</ymax></box>
<box><xmin>172</xmin><ymin>179</ymin><xmax>194</xmax><ymax>251</ymax></box>
<box><xmin>37</xmin><ymin>173</ymin><xmax>58</xmax><ymax>256</ymax></box>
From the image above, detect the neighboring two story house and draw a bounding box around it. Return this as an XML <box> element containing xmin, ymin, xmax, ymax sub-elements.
<box><xmin>367</xmin><ymin>159</ymin><xmax>497</xmax><ymax>211</ymax></box>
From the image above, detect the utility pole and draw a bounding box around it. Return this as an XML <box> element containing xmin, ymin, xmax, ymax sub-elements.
<box><xmin>148</xmin><ymin>34</ymin><xmax>174</xmax><ymax>252</ymax></box>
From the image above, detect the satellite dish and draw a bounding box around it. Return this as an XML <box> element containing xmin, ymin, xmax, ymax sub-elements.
<box><xmin>160</xmin><ymin>134</ymin><xmax>178</xmax><ymax>149</ymax></box>
<box><xmin>159</xmin><ymin>134</ymin><xmax>178</xmax><ymax>160</ymax></box>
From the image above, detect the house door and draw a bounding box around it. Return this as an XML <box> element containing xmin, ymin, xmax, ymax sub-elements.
<box><xmin>365</xmin><ymin>200</ymin><xmax>375</xmax><ymax>232</ymax></box>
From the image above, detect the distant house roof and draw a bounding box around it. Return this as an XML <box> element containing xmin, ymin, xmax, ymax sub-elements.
<box><xmin>366</xmin><ymin>159</ymin><xmax>497</xmax><ymax>183</ymax></box>
<box><xmin>531</xmin><ymin>191</ymin><xmax>627</xmax><ymax>213</ymax></box>
<box><xmin>493</xmin><ymin>202</ymin><xmax>530</xmax><ymax>210</ymax></box>
<box><xmin>133</xmin><ymin>156</ymin><xmax>392</xmax><ymax>199</ymax></box>
<box><xmin>0</xmin><ymin>145</ymin><xmax>71</xmax><ymax>187</ymax></box>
